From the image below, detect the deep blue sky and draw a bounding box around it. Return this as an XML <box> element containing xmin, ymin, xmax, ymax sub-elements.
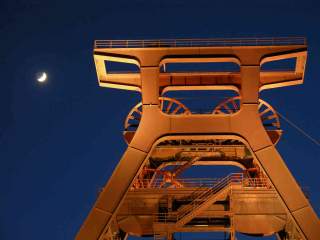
<box><xmin>1</xmin><ymin>0</ymin><xmax>320</xmax><ymax>239</ymax></box>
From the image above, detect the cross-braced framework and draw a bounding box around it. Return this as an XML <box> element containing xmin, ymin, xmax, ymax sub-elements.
<box><xmin>76</xmin><ymin>37</ymin><xmax>319</xmax><ymax>240</ymax></box>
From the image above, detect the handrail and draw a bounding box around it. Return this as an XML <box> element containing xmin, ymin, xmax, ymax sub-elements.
<box><xmin>176</xmin><ymin>173</ymin><xmax>243</xmax><ymax>221</ymax></box>
<box><xmin>95</xmin><ymin>37</ymin><xmax>306</xmax><ymax>49</ymax></box>
<box><xmin>153</xmin><ymin>174</ymin><xmax>271</xmax><ymax>224</ymax></box>
<box><xmin>133</xmin><ymin>178</ymin><xmax>223</xmax><ymax>189</ymax></box>
<box><xmin>131</xmin><ymin>175</ymin><xmax>270</xmax><ymax>189</ymax></box>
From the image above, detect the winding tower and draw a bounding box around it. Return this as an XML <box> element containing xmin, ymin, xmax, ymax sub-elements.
<box><xmin>76</xmin><ymin>37</ymin><xmax>320</xmax><ymax>240</ymax></box>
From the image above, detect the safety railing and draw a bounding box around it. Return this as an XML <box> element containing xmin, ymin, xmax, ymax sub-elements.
<box><xmin>132</xmin><ymin>175</ymin><xmax>270</xmax><ymax>189</ymax></box>
<box><xmin>134</xmin><ymin>178</ymin><xmax>223</xmax><ymax>189</ymax></box>
<box><xmin>155</xmin><ymin>212</ymin><xmax>178</xmax><ymax>223</ymax></box>
<box><xmin>176</xmin><ymin>173</ymin><xmax>242</xmax><ymax>221</ymax></box>
<box><xmin>95</xmin><ymin>37</ymin><xmax>306</xmax><ymax>49</ymax></box>
<box><xmin>152</xmin><ymin>173</ymin><xmax>271</xmax><ymax>224</ymax></box>
<box><xmin>242</xmin><ymin>176</ymin><xmax>271</xmax><ymax>188</ymax></box>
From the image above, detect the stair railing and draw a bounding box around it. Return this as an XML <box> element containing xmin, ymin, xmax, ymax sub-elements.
<box><xmin>176</xmin><ymin>173</ymin><xmax>243</xmax><ymax>221</ymax></box>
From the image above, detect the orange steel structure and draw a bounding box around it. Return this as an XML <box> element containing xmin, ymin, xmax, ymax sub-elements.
<box><xmin>76</xmin><ymin>37</ymin><xmax>320</xmax><ymax>240</ymax></box>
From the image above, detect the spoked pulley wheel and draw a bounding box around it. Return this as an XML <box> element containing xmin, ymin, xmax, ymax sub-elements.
<box><xmin>123</xmin><ymin>97</ymin><xmax>191</xmax><ymax>143</ymax></box>
<box><xmin>213</xmin><ymin>96</ymin><xmax>281</xmax><ymax>144</ymax></box>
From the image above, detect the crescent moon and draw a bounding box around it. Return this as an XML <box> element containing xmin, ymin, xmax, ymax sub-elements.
<box><xmin>37</xmin><ymin>72</ymin><xmax>47</xmax><ymax>82</ymax></box>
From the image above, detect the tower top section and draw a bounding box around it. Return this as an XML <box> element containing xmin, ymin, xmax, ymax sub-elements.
<box><xmin>93</xmin><ymin>37</ymin><xmax>307</xmax><ymax>93</ymax></box>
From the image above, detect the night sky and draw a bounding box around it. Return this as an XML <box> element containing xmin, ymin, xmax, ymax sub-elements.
<box><xmin>1</xmin><ymin>0</ymin><xmax>320</xmax><ymax>239</ymax></box>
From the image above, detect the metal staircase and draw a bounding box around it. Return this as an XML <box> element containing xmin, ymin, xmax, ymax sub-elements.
<box><xmin>175</xmin><ymin>174</ymin><xmax>243</xmax><ymax>227</ymax></box>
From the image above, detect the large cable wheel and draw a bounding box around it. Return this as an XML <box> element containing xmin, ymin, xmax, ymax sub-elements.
<box><xmin>123</xmin><ymin>97</ymin><xmax>191</xmax><ymax>143</ymax></box>
<box><xmin>213</xmin><ymin>96</ymin><xmax>281</xmax><ymax>144</ymax></box>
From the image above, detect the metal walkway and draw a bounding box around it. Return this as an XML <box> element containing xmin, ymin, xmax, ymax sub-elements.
<box><xmin>95</xmin><ymin>37</ymin><xmax>306</xmax><ymax>48</ymax></box>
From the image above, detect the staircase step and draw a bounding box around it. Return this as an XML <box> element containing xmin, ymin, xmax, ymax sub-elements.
<box><xmin>175</xmin><ymin>174</ymin><xmax>237</xmax><ymax>227</ymax></box>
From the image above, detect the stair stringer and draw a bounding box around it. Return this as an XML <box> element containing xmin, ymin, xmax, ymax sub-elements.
<box><xmin>175</xmin><ymin>184</ymin><xmax>231</xmax><ymax>227</ymax></box>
